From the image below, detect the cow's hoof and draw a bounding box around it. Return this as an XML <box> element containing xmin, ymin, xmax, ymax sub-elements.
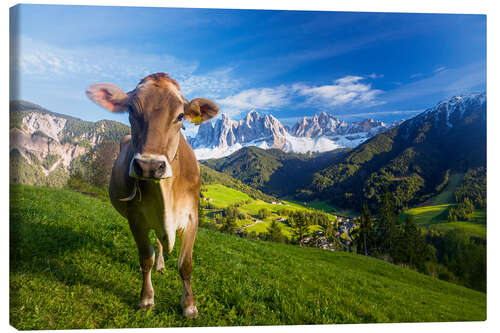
<box><xmin>156</xmin><ymin>266</ymin><xmax>165</xmax><ymax>274</ymax></box>
<box><xmin>182</xmin><ymin>305</ymin><xmax>198</xmax><ymax>319</ymax></box>
<box><xmin>138</xmin><ymin>300</ymin><xmax>155</xmax><ymax>311</ymax></box>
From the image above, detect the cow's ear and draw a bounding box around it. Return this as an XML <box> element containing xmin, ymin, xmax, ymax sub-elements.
<box><xmin>86</xmin><ymin>83</ymin><xmax>130</xmax><ymax>113</ymax></box>
<box><xmin>185</xmin><ymin>98</ymin><xmax>220</xmax><ymax>125</ymax></box>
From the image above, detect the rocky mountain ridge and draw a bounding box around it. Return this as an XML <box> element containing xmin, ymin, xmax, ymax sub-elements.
<box><xmin>190</xmin><ymin>110</ymin><xmax>399</xmax><ymax>159</ymax></box>
<box><xmin>9</xmin><ymin>100</ymin><xmax>129</xmax><ymax>185</ymax></box>
<box><xmin>307</xmin><ymin>92</ymin><xmax>486</xmax><ymax>209</ymax></box>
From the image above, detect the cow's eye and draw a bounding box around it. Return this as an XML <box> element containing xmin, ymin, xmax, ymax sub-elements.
<box><xmin>176</xmin><ymin>113</ymin><xmax>184</xmax><ymax>122</ymax></box>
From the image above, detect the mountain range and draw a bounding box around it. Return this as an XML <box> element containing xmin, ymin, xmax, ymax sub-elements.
<box><xmin>10</xmin><ymin>92</ymin><xmax>486</xmax><ymax>211</ymax></box>
<box><xmin>9</xmin><ymin>100</ymin><xmax>129</xmax><ymax>186</ymax></box>
<box><xmin>189</xmin><ymin>110</ymin><xmax>399</xmax><ymax>159</ymax></box>
<box><xmin>200</xmin><ymin>93</ymin><xmax>486</xmax><ymax>209</ymax></box>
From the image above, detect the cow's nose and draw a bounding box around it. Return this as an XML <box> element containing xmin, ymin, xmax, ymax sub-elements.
<box><xmin>132</xmin><ymin>158</ymin><xmax>144</xmax><ymax>177</ymax></box>
<box><xmin>132</xmin><ymin>157</ymin><xmax>169</xmax><ymax>179</ymax></box>
<box><xmin>155</xmin><ymin>160</ymin><xmax>167</xmax><ymax>178</ymax></box>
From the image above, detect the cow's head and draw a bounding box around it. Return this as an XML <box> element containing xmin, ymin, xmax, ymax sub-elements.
<box><xmin>86</xmin><ymin>73</ymin><xmax>219</xmax><ymax>180</ymax></box>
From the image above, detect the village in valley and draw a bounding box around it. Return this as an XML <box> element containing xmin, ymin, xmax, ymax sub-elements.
<box><xmin>201</xmin><ymin>189</ymin><xmax>358</xmax><ymax>252</ymax></box>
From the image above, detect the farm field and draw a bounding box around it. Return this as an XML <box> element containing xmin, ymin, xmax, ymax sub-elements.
<box><xmin>400</xmin><ymin>205</ymin><xmax>486</xmax><ymax>238</ymax></box>
<box><xmin>10</xmin><ymin>184</ymin><xmax>486</xmax><ymax>329</ymax></box>
<box><xmin>202</xmin><ymin>184</ymin><xmax>338</xmax><ymax>237</ymax></box>
<box><xmin>431</xmin><ymin>173</ymin><xmax>464</xmax><ymax>205</ymax></box>
<box><xmin>399</xmin><ymin>173</ymin><xmax>486</xmax><ymax>239</ymax></box>
<box><xmin>282</xmin><ymin>196</ymin><xmax>359</xmax><ymax>217</ymax></box>
<box><xmin>201</xmin><ymin>184</ymin><xmax>251</xmax><ymax>208</ymax></box>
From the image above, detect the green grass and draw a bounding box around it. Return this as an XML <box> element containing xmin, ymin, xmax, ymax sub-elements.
<box><xmin>238</xmin><ymin>200</ymin><xmax>277</xmax><ymax>216</ymax></box>
<box><xmin>400</xmin><ymin>205</ymin><xmax>486</xmax><ymax>239</ymax></box>
<box><xmin>202</xmin><ymin>184</ymin><xmax>251</xmax><ymax>208</ymax></box>
<box><xmin>429</xmin><ymin>221</ymin><xmax>486</xmax><ymax>238</ymax></box>
<box><xmin>283</xmin><ymin>197</ymin><xmax>358</xmax><ymax>218</ymax></box>
<box><xmin>398</xmin><ymin>173</ymin><xmax>486</xmax><ymax>238</ymax></box>
<box><xmin>432</xmin><ymin>173</ymin><xmax>464</xmax><ymax>205</ymax></box>
<box><xmin>203</xmin><ymin>185</ymin><xmax>337</xmax><ymax>237</ymax></box>
<box><xmin>10</xmin><ymin>184</ymin><xmax>486</xmax><ymax>329</ymax></box>
<box><xmin>401</xmin><ymin>204</ymin><xmax>454</xmax><ymax>225</ymax></box>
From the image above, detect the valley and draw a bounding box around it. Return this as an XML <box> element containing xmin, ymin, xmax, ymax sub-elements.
<box><xmin>200</xmin><ymin>183</ymin><xmax>334</xmax><ymax>239</ymax></box>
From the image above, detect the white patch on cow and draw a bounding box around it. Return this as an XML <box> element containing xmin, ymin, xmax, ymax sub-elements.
<box><xmin>167</xmin><ymin>82</ymin><xmax>184</xmax><ymax>104</ymax></box>
<box><xmin>176</xmin><ymin>205</ymin><xmax>191</xmax><ymax>231</ymax></box>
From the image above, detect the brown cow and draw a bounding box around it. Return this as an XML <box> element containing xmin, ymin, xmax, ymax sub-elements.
<box><xmin>86</xmin><ymin>73</ymin><xmax>219</xmax><ymax>318</ymax></box>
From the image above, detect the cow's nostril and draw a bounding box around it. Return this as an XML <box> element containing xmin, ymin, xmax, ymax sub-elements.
<box><xmin>133</xmin><ymin>158</ymin><xmax>143</xmax><ymax>176</ymax></box>
<box><xmin>158</xmin><ymin>161</ymin><xmax>166</xmax><ymax>172</ymax></box>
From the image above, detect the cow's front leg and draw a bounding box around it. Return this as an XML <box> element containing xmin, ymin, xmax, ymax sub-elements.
<box><xmin>129</xmin><ymin>220</ymin><xmax>155</xmax><ymax>310</ymax></box>
<box><xmin>155</xmin><ymin>236</ymin><xmax>165</xmax><ymax>273</ymax></box>
<box><xmin>178</xmin><ymin>219</ymin><xmax>198</xmax><ymax>319</ymax></box>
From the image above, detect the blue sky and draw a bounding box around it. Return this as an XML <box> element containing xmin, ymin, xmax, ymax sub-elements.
<box><xmin>10</xmin><ymin>4</ymin><xmax>486</xmax><ymax>137</ymax></box>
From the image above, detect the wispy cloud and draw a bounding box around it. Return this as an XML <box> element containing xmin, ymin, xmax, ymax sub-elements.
<box><xmin>383</xmin><ymin>62</ymin><xmax>485</xmax><ymax>105</ymax></box>
<box><xmin>294</xmin><ymin>76</ymin><xmax>385</xmax><ymax>108</ymax></box>
<box><xmin>180</xmin><ymin>67</ymin><xmax>242</xmax><ymax>100</ymax></box>
<box><xmin>410</xmin><ymin>73</ymin><xmax>423</xmax><ymax>78</ymax></box>
<box><xmin>434</xmin><ymin>66</ymin><xmax>446</xmax><ymax>73</ymax></box>
<box><xmin>12</xmin><ymin>35</ymin><xmax>243</xmax><ymax>103</ymax></box>
<box><xmin>13</xmin><ymin>36</ymin><xmax>197</xmax><ymax>83</ymax></box>
<box><xmin>217</xmin><ymin>85</ymin><xmax>290</xmax><ymax>118</ymax></box>
<box><xmin>341</xmin><ymin>109</ymin><xmax>424</xmax><ymax>120</ymax></box>
<box><xmin>216</xmin><ymin>75</ymin><xmax>385</xmax><ymax>119</ymax></box>
<box><xmin>367</xmin><ymin>73</ymin><xmax>384</xmax><ymax>79</ymax></box>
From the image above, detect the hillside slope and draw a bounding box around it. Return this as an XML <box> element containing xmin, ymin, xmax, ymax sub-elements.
<box><xmin>199</xmin><ymin>164</ymin><xmax>277</xmax><ymax>202</ymax></box>
<box><xmin>10</xmin><ymin>185</ymin><xmax>485</xmax><ymax>329</ymax></box>
<box><xmin>10</xmin><ymin>100</ymin><xmax>130</xmax><ymax>186</ymax></box>
<box><xmin>308</xmin><ymin>93</ymin><xmax>486</xmax><ymax>209</ymax></box>
<box><xmin>201</xmin><ymin>146</ymin><xmax>349</xmax><ymax>197</ymax></box>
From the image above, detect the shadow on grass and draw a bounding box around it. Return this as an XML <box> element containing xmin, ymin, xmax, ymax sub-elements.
<box><xmin>9</xmin><ymin>214</ymin><xmax>146</xmax><ymax>309</ymax></box>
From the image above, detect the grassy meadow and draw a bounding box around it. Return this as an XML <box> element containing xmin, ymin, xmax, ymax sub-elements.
<box><xmin>203</xmin><ymin>184</ymin><xmax>336</xmax><ymax>238</ymax></box>
<box><xmin>10</xmin><ymin>184</ymin><xmax>486</xmax><ymax>329</ymax></box>
<box><xmin>399</xmin><ymin>173</ymin><xmax>486</xmax><ymax>239</ymax></box>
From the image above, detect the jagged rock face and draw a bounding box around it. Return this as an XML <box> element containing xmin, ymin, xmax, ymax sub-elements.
<box><xmin>10</xmin><ymin>112</ymin><xmax>89</xmax><ymax>176</ymax></box>
<box><xmin>10</xmin><ymin>101</ymin><xmax>129</xmax><ymax>180</ymax></box>
<box><xmin>291</xmin><ymin>112</ymin><xmax>390</xmax><ymax>138</ymax></box>
<box><xmin>190</xmin><ymin>110</ymin><xmax>290</xmax><ymax>150</ymax></box>
<box><xmin>10</xmin><ymin>128</ymin><xmax>87</xmax><ymax>175</ymax></box>
<box><xmin>24</xmin><ymin>111</ymin><xmax>67</xmax><ymax>142</ymax></box>
<box><xmin>190</xmin><ymin>109</ymin><xmax>396</xmax><ymax>159</ymax></box>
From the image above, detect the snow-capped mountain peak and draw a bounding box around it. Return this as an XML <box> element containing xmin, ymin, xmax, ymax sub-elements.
<box><xmin>189</xmin><ymin>110</ymin><xmax>398</xmax><ymax>159</ymax></box>
<box><xmin>420</xmin><ymin>92</ymin><xmax>486</xmax><ymax>129</ymax></box>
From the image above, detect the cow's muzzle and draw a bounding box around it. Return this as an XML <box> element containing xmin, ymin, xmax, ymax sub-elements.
<box><xmin>129</xmin><ymin>153</ymin><xmax>172</xmax><ymax>180</ymax></box>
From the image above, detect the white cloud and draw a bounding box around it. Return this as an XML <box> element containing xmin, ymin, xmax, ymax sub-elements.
<box><xmin>384</xmin><ymin>62</ymin><xmax>485</xmax><ymax>104</ymax></box>
<box><xmin>215</xmin><ymin>75</ymin><xmax>386</xmax><ymax>118</ymax></box>
<box><xmin>14</xmin><ymin>36</ymin><xmax>197</xmax><ymax>83</ymax></box>
<box><xmin>217</xmin><ymin>85</ymin><xmax>290</xmax><ymax>118</ymax></box>
<box><xmin>179</xmin><ymin>67</ymin><xmax>241</xmax><ymax>99</ymax></box>
<box><xmin>12</xmin><ymin>35</ymin><xmax>242</xmax><ymax>106</ymax></box>
<box><xmin>342</xmin><ymin>109</ymin><xmax>423</xmax><ymax>119</ymax></box>
<box><xmin>367</xmin><ymin>73</ymin><xmax>384</xmax><ymax>79</ymax></box>
<box><xmin>294</xmin><ymin>76</ymin><xmax>384</xmax><ymax>108</ymax></box>
<box><xmin>434</xmin><ymin>66</ymin><xmax>446</xmax><ymax>73</ymax></box>
<box><xmin>410</xmin><ymin>73</ymin><xmax>423</xmax><ymax>78</ymax></box>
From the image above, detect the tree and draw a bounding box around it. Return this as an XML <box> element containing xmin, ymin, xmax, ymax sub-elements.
<box><xmin>358</xmin><ymin>203</ymin><xmax>373</xmax><ymax>255</ymax></box>
<box><xmin>375</xmin><ymin>187</ymin><xmax>400</xmax><ymax>255</ymax></box>
<box><xmin>220</xmin><ymin>216</ymin><xmax>237</xmax><ymax>234</ymax></box>
<box><xmin>198</xmin><ymin>199</ymin><xmax>205</xmax><ymax>225</ymax></box>
<box><xmin>257</xmin><ymin>208</ymin><xmax>271</xmax><ymax>219</ymax></box>
<box><xmin>290</xmin><ymin>213</ymin><xmax>310</xmax><ymax>246</ymax></box>
<box><xmin>266</xmin><ymin>220</ymin><xmax>285</xmax><ymax>243</ymax></box>
<box><xmin>448</xmin><ymin>197</ymin><xmax>475</xmax><ymax>221</ymax></box>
